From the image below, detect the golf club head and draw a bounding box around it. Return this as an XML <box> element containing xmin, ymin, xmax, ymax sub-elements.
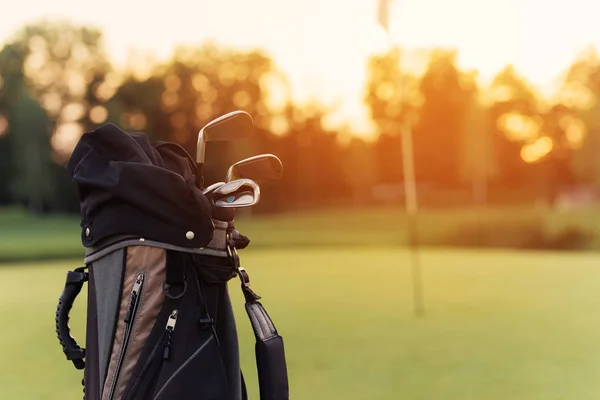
<box><xmin>196</xmin><ymin>110</ymin><xmax>254</xmax><ymax>165</ymax></box>
<box><xmin>202</xmin><ymin>181</ymin><xmax>225</xmax><ymax>195</ymax></box>
<box><xmin>211</xmin><ymin>178</ymin><xmax>260</xmax><ymax>208</ymax></box>
<box><xmin>226</xmin><ymin>154</ymin><xmax>283</xmax><ymax>182</ymax></box>
<box><xmin>201</xmin><ymin>181</ymin><xmax>236</xmax><ymax>221</ymax></box>
<box><xmin>195</xmin><ymin>110</ymin><xmax>254</xmax><ymax>188</ymax></box>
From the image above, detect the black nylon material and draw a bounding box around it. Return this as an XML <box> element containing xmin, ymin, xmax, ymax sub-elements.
<box><xmin>66</xmin><ymin>123</ymin><xmax>214</xmax><ymax>249</ymax></box>
<box><xmin>151</xmin><ymin>260</ymin><xmax>231</xmax><ymax>400</ymax></box>
<box><xmin>66</xmin><ymin>244</ymin><xmax>287</xmax><ymax>400</ymax></box>
<box><xmin>122</xmin><ymin>251</ymin><xmax>240</xmax><ymax>400</ymax></box>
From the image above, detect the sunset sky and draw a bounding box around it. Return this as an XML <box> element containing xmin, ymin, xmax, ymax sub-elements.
<box><xmin>1</xmin><ymin>0</ymin><xmax>599</xmax><ymax>135</ymax></box>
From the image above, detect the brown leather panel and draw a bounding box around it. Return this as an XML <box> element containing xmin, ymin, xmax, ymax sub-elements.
<box><xmin>101</xmin><ymin>246</ymin><xmax>166</xmax><ymax>400</ymax></box>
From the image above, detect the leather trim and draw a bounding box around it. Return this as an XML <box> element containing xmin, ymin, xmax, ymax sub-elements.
<box><xmin>101</xmin><ymin>246</ymin><xmax>166</xmax><ymax>400</ymax></box>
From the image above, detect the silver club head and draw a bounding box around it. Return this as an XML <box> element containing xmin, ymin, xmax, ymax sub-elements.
<box><xmin>202</xmin><ymin>181</ymin><xmax>225</xmax><ymax>195</ymax></box>
<box><xmin>211</xmin><ymin>178</ymin><xmax>260</xmax><ymax>208</ymax></box>
<box><xmin>196</xmin><ymin>111</ymin><xmax>253</xmax><ymax>164</ymax></box>
<box><xmin>195</xmin><ymin>110</ymin><xmax>254</xmax><ymax>188</ymax></box>
<box><xmin>226</xmin><ymin>154</ymin><xmax>283</xmax><ymax>182</ymax></box>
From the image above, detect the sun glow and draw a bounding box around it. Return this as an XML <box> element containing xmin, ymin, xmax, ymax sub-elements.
<box><xmin>521</xmin><ymin>136</ymin><xmax>554</xmax><ymax>163</ymax></box>
<box><xmin>0</xmin><ymin>0</ymin><xmax>599</xmax><ymax>137</ymax></box>
<box><xmin>497</xmin><ymin>113</ymin><xmax>542</xmax><ymax>142</ymax></box>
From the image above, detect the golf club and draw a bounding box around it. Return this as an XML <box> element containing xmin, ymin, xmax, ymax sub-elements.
<box><xmin>210</xmin><ymin>178</ymin><xmax>260</xmax><ymax>208</ymax></box>
<box><xmin>196</xmin><ymin>110</ymin><xmax>254</xmax><ymax>188</ymax></box>
<box><xmin>202</xmin><ymin>181</ymin><xmax>226</xmax><ymax>196</ymax></box>
<box><xmin>225</xmin><ymin>154</ymin><xmax>283</xmax><ymax>182</ymax></box>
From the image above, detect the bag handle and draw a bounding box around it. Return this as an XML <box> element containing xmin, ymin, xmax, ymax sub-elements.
<box><xmin>55</xmin><ymin>266</ymin><xmax>88</xmax><ymax>370</ymax></box>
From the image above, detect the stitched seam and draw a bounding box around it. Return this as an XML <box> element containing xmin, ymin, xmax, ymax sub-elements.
<box><xmin>152</xmin><ymin>336</ymin><xmax>215</xmax><ymax>400</ymax></box>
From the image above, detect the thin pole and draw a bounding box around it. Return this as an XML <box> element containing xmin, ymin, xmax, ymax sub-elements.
<box><xmin>400</xmin><ymin>123</ymin><xmax>424</xmax><ymax>317</ymax></box>
<box><xmin>383</xmin><ymin>5</ymin><xmax>425</xmax><ymax>317</ymax></box>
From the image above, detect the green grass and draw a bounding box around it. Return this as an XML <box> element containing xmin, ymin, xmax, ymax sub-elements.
<box><xmin>237</xmin><ymin>203</ymin><xmax>600</xmax><ymax>248</ymax></box>
<box><xmin>2</xmin><ymin>247</ymin><xmax>600</xmax><ymax>399</ymax></box>
<box><xmin>0</xmin><ymin>210</ymin><xmax>83</xmax><ymax>262</ymax></box>
<box><xmin>4</xmin><ymin>203</ymin><xmax>600</xmax><ymax>262</ymax></box>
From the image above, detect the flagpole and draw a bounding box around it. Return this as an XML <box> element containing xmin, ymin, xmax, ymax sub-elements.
<box><xmin>401</xmin><ymin>122</ymin><xmax>424</xmax><ymax>317</ymax></box>
<box><xmin>379</xmin><ymin>0</ymin><xmax>424</xmax><ymax>317</ymax></box>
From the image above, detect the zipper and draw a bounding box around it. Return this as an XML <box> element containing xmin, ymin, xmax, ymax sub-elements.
<box><xmin>108</xmin><ymin>273</ymin><xmax>145</xmax><ymax>400</ymax></box>
<box><xmin>163</xmin><ymin>310</ymin><xmax>178</xmax><ymax>359</ymax></box>
<box><xmin>122</xmin><ymin>309</ymin><xmax>179</xmax><ymax>400</ymax></box>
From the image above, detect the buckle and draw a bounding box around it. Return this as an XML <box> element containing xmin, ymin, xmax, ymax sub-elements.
<box><xmin>237</xmin><ymin>266</ymin><xmax>250</xmax><ymax>287</ymax></box>
<box><xmin>227</xmin><ymin>234</ymin><xmax>260</xmax><ymax>301</ymax></box>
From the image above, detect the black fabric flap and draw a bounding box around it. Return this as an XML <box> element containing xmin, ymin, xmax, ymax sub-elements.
<box><xmin>66</xmin><ymin>123</ymin><xmax>214</xmax><ymax>248</ymax></box>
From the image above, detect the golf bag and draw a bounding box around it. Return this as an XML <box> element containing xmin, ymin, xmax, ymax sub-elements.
<box><xmin>55</xmin><ymin>123</ymin><xmax>289</xmax><ymax>400</ymax></box>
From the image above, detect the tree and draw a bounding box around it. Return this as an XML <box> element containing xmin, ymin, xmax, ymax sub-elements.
<box><xmin>0</xmin><ymin>43</ymin><xmax>54</xmax><ymax>213</ymax></box>
<box><xmin>364</xmin><ymin>47</ymin><xmax>419</xmax><ymax>185</ymax></box>
<box><xmin>413</xmin><ymin>49</ymin><xmax>478</xmax><ymax>188</ymax></box>
<box><xmin>270</xmin><ymin>101</ymin><xmax>350</xmax><ymax>208</ymax></box>
<box><xmin>487</xmin><ymin>65</ymin><xmax>542</xmax><ymax>190</ymax></box>
<box><xmin>0</xmin><ymin>20</ymin><xmax>113</xmax><ymax>212</ymax></box>
<box><xmin>0</xmin><ymin>67</ymin><xmax>12</xmax><ymax>204</ymax></box>
<box><xmin>6</xmin><ymin>82</ymin><xmax>54</xmax><ymax>212</ymax></box>
<box><xmin>340</xmin><ymin>137</ymin><xmax>376</xmax><ymax>205</ymax></box>
<box><xmin>559</xmin><ymin>48</ymin><xmax>600</xmax><ymax>187</ymax></box>
<box><xmin>107</xmin><ymin>44</ymin><xmax>283</xmax><ymax>186</ymax></box>
<box><xmin>5</xmin><ymin>20</ymin><xmax>113</xmax><ymax>162</ymax></box>
<box><xmin>536</xmin><ymin>104</ymin><xmax>579</xmax><ymax>204</ymax></box>
<box><xmin>460</xmin><ymin>91</ymin><xmax>497</xmax><ymax>204</ymax></box>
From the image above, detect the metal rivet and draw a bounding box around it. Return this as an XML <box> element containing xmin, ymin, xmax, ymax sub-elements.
<box><xmin>186</xmin><ymin>231</ymin><xmax>195</xmax><ymax>240</ymax></box>
<box><xmin>85</xmin><ymin>228</ymin><xmax>90</xmax><ymax>237</ymax></box>
<box><xmin>139</xmin><ymin>238</ymin><xmax>145</xmax><ymax>243</ymax></box>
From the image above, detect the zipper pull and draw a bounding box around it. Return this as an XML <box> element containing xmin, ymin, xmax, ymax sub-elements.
<box><xmin>132</xmin><ymin>273</ymin><xmax>145</xmax><ymax>295</ymax></box>
<box><xmin>163</xmin><ymin>310</ymin><xmax>178</xmax><ymax>360</ymax></box>
<box><xmin>125</xmin><ymin>273</ymin><xmax>145</xmax><ymax>323</ymax></box>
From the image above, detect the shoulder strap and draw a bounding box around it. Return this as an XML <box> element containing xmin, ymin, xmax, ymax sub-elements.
<box><xmin>227</xmin><ymin>238</ymin><xmax>290</xmax><ymax>400</ymax></box>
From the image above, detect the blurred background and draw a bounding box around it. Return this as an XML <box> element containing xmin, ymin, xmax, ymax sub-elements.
<box><xmin>2</xmin><ymin>0</ymin><xmax>600</xmax><ymax>399</ymax></box>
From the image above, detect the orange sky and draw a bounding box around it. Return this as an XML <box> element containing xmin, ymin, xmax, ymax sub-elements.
<box><xmin>1</xmin><ymin>0</ymin><xmax>599</xmax><ymax>135</ymax></box>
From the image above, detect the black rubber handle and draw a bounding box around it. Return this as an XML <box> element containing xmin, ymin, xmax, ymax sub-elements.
<box><xmin>55</xmin><ymin>267</ymin><xmax>88</xmax><ymax>370</ymax></box>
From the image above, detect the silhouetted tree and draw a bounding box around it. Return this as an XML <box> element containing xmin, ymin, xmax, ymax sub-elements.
<box><xmin>274</xmin><ymin>102</ymin><xmax>350</xmax><ymax>208</ymax></box>
<box><xmin>0</xmin><ymin>43</ymin><xmax>54</xmax><ymax>213</ymax></box>
<box><xmin>413</xmin><ymin>49</ymin><xmax>477</xmax><ymax>188</ymax></box>
<box><xmin>5</xmin><ymin>20</ymin><xmax>113</xmax><ymax>162</ymax></box>
<box><xmin>0</xmin><ymin>20</ymin><xmax>112</xmax><ymax>212</ymax></box>
<box><xmin>488</xmin><ymin>66</ymin><xmax>542</xmax><ymax>190</ymax></box>
<box><xmin>460</xmin><ymin>91</ymin><xmax>497</xmax><ymax>204</ymax></box>
<box><xmin>560</xmin><ymin>48</ymin><xmax>600</xmax><ymax>187</ymax></box>
<box><xmin>364</xmin><ymin>48</ymin><xmax>419</xmax><ymax>185</ymax></box>
<box><xmin>108</xmin><ymin>44</ymin><xmax>282</xmax><ymax>187</ymax></box>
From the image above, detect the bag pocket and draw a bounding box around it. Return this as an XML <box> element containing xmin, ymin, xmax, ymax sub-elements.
<box><xmin>135</xmin><ymin>260</ymin><xmax>230</xmax><ymax>400</ymax></box>
<box><xmin>122</xmin><ymin>306</ymin><xmax>181</xmax><ymax>400</ymax></box>
<box><xmin>105</xmin><ymin>272</ymin><xmax>145</xmax><ymax>400</ymax></box>
<box><xmin>152</xmin><ymin>333</ymin><xmax>230</xmax><ymax>400</ymax></box>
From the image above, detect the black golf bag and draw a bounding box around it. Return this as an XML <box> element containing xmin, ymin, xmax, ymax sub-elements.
<box><xmin>55</xmin><ymin>123</ymin><xmax>289</xmax><ymax>400</ymax></box>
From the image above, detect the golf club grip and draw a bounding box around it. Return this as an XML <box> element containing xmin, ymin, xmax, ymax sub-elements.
<box><xmin>55</xmin><ymin>269</ymin><xmax>88</xmax><ymax>370</ymax></box>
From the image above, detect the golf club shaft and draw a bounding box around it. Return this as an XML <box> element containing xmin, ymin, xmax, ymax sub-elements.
<box><xmin>196</xmin><ymin>164</ymin><xmax>204</xmax><ymax>188</ymax></box>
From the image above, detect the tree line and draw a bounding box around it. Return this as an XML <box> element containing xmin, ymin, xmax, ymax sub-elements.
<box><xmin>2</xmin><ymin>20</ymin><xmax>600</xmax><ymax>215</ymax></box>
